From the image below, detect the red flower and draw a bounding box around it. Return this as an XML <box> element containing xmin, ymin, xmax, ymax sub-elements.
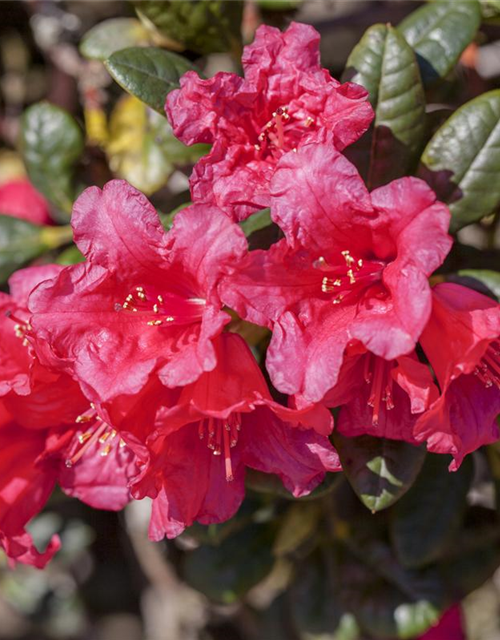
<box><xmin>0</xmin><ymin>178</ymin><xmax>51</xmax><ymax>225</ymax></box>
<box><xmin>324</xmin><ymin>345</ymin><xmax>438</xmax><ymax>443</ymax></box>
<box><xmin>0</xmin><ymin>415</ymin><xmax>60</xmax><ymax>568</ymax></box>
<box><xmin>108</xmin><ymin>333</ymin><xmax>339</xmax><ymax>539</ymax></box>
<box><xmin>222</xmin><ymin>143</ymin><xmax>452</xmax><ymax>406</ymax></box>
<box><xmin>28</xmin><ymin>180</ymin><xmax>247</xmax><ymax>404</ymax></box>
<box><xmin>166</xmin><ymin>22</ymin><xmax>373</xmax><ymax>221</ymax></box>
<box><xmin>0</xmin><ymin>266</ymin><xmax>138</xmax><ymax>566</ymax></box>
<box><xmin>418</xmin><ymin>605</ymin><xmax>464</xmax><ymax>640</ymax></box>
<box><xmin>415</xmin><ymin>283</ymin><xmax>500</xmax><ymax>469</ymax></box>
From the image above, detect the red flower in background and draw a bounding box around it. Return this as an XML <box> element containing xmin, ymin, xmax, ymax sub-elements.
<box><xmin>107</xmin><ymin>332</ymin><xmax>339</xmax><ymax>539</ymax></box>
<box><xmin>28</xmin><ymin>180</ymin><xmax>247</xmax><ymax>404</ymax></box>
<box><xmin>0</xmin><ymin>178</ymin><xmax>51</xmax><ymax>225</ymax></box>
<box><xmin>222</xmin><ymin>143</ymin><xmax>452</xmax><ymax>406</ymax></box>
<box><xmin>418</xmin><ymin>605</ymin><xmax>464</xmax><ymax>640</ymax></box>
<box><xmin>415</xmin><ymin>283</ymin><xmax>500</xmax><ymax>468</ymax></box>
<box><xmin>166</xmin><ymin>22</ymin><xmax>373</xmax><ymax>220</ymax></box>
<box><xmin>0</xmin><ymin>266</ymin><xmax>138</xmax><ymax>566</ymax></box>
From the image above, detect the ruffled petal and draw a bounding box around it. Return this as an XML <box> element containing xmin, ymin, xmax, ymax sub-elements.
<box><xmin>270</xmin><ymin>142</ymin><xmax>374</xmax><ymax>252</ymax></box>
<box><xmin>166</xmin><ymin>203</ymin><xmax>248</xmax><ymax>299</ymax></box>
<box><xmin>420</xmin><ymin>283</ymin><xmax>500</xmax><ymax>387</ymax></box>
<box><xmin>72</xmin><ymin>180</ymin><xmax>167</xmax><ymax>278</ymax></box>
<box><xmin>0</xmin><ymin>423</ymin><xmax>59</xmax><ymax>567</ymax></box>
<box><xmin>190</xmin><ymin>142</ymin><xmax>274</xmax><ymax>220</ymax></box>
<box><xmin>166</xmin><ymin>71</ymin><xmax>252</xmax><ymax>146</ymax></box>
<box><xmin>139</xmin><ymin>423</ymin><xmax>245</xmax><ymax>540</ymax></box>
<box><xmin>239</xmin><ymin>406</ymin><xmax>340</xmax><ymax>497</ymax></box>
<box><xmin>414</xmin><ymin>373</ymin><xmax>500</xmax><ymax>470</ymax></box>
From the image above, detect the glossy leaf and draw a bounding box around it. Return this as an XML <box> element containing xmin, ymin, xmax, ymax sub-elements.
<box><xmin>135</xmin><ymin>0</ymin><xmax>243</xmax><ymax>56</ymax></box>
<box><xmin>418</xmin><ymin>90</ymin><xmax>500</xmax><ymax>232</ymax></box>
<box><xmin>0</xmin><ymin>216</ymin><xmax>72</xmax><ymax>283</ymax></box>
<box><xmin>80</xmin><ymin>18</ymin><xmax>150</xmax><ymax>61</ymax></box>
<box><xmin>183</xmin><ymin>522</ymin><xmax>275</xmax><ymax>603</ymax></box>
<box><xmin>391</xmin><ymin>454</ymin><xmax>474</xmax><ymax>569</ymax></box>
<box><xmin>273</xmin><ymin>503</ymin><xmax>320</xmax><ymax>556</ymax></box>
<box><xmin>333</xmin><ymin>433</ymin><xmax>426</xmax><ymax>512</ymax></box>
<box><xmin>398</xmin><ymin>1</ymin><xmax>481</xmax><ymax>85</ymax></box>
<box><xmin>105</xmin><ymin>47</ymin><xmax>197</xmax><ymax>114</ymax></box>
<box><xmin>107</xmin><ymin>95</ymin><xmax>205</xmax><ymax>195</ymax></box>
<box><xmin>20</xmin><ymin>102</ymin><xmax>84</xmax><ymax>218</ymax></box>
<box><xmin>343</xmin><ymin>24</ymin><xmax>425</xmax><ymax>188</ymax></box>
<box><xmin>457</xmin><ymin>269</ymin><xmax>500</xmax><ymax>300</ymax></box>
<box><xmin>239</xmin><ymin>208</ymin><xmax>272</xmax><ymax>237</ymax></box>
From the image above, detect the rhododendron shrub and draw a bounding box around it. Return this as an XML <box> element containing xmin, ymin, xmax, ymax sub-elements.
<box><xmin>2</xmin><ymin>2</ymin><xmax>500</xmax><ymax>638</ymax></box>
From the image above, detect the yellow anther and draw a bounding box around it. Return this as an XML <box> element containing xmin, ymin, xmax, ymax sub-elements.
<box><xmin>76</xmin><ymin>414</ymin><xmax>93</xmax><ymax>424</ymax></box>
<box><xmin>100</xmin><ymin>445</ymin><xmax>112</xmax><ymax>457</ymax></box>
<box><xmin>147</xmin><ymin>320</ymin><xmax>163</xmax><ymax>326</ymax></box>
<box><xmin>165</xmin><ymin>316</ymin><xmax>174</xmax><ymax>322</ymax></box>
<box><xmin>157</xmin><ymin>295</ymin><xmax>164</xmax><ymax>303</ymax></box>
<box><xmin>153</xmin><ymin>304</ymin><xmax>159</xmax><ymax>314</ymax></box>
<box><xmin>78</xmin><ymin>432</ymin><xmax>92</xmax><ymax>443</ymax></box>
<box><xmin>305</xmin><ymin>116</ymin><xmax>314</xmax><ymax>127</ymax></box>
<box><xmin>347</xmin><ymin>269</ymin><xmax>356</xmax><ymax>284</ymax></box>
<box><xmin>358</xmin><ymin>259</ymin><xmax>363</xmax><ymax>268</ymax></box>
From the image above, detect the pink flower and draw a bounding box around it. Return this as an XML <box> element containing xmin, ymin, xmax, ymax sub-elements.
<box><xmin>0</xmin><ymin>266</ymin><xmax>139</xmax><ymax>566</ymax></box>
<box><xmin>418</xmin><ymin>605</ymin><xmax>464</xmax><ymax>640</ymax></box>
<box><xmin>166</xmin><ymin>22</ymin><xmax>373</xmax><ymax>220</ymax></box>
<box><xmin>0</xmin><ymin>178</ymin><xmax>51</xmax><ymax>225</ymax></box>
<box><xmin>222</xmin><ymin>143</ymin><xmax>452</xmax><ymax>406</ymax></box>
<box><xmin>108</xmin><ymin>332</ymin><xmax>339</xmax><ymax>539</ymax></box>
<box><xmin>415</xmin><ymin>283</ymin><xmax>500</xmax><ymax>469</ymax></box>
<box><xmin>28</xmin><ymin>180</ymin><xmax>247</xmax><ymax>404</ymax></box>
<box><xmin>323</xmin><ymin>283</ymin><xmax>500</xmax><ymax>468</ymax></box>
<box><xmin>324</xmin><ymin>344</ymin><xmax>438</xmax><ymax>443</ymax></box>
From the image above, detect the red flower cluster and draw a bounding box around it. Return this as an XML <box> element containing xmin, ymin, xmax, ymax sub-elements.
<box><xmin>2</xmin><ymin>22</ymin><xmax>499</xmax><ymax>567</ymax></box>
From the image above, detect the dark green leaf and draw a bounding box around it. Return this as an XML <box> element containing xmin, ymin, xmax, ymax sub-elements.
<box><xmin>183</xmin><ymin>522</ymin><xmax>275</xmax><ymax>603</ymax></box>
<box><xmin>105</xmin><ymin>47</ymin><xmax>198</xmax><ymax>115</ymax></box>
<box><xmin>80</xmin><ymin>18</ymin><xmax>150</xmax><ymax>61</ymax></box>
<box><xmin>457</xmin><ymin>269</ymin><xmax>500</xmax><ymax>300</ymax></box>
<box><xmin>333</xmin><ymin>433</ymin><xmax>426</xmax><ymax>512</ymax></box>
<box><xmin>398</xmin><ymin>1</ymin><xmax>481</xmax><ymax>84</ymax></box>
<box><xmin>135</xmin><ymin>1</ymin><xmax>243</xmax><ymax>56</ymax></box>
<box><xmin>391</xmin><ymin>454</ymin><xmax>474</xmax><ymax>568</ymax></box>
<box><xmin>343</xmin><ymin>24</ymin><xmax>425</xmax><ymax>188</ymax></box>
<box><xmin>418</xmin><ymin>90</ymin><xmax>500</xmax><ymax>232</ymax></box>
<box><xmin>20</xmin><ymin>102</ymin><xmax>84</xmax><ymax>218</ymax></box>
<box><xmin>257</xmin><ymin>0</ymin><xmax>301</xmax><ymax>10</ymax></box>
<box><xmin>239</xmin><ymin>208</ymin><xmax>272</xmax><ymax>237</ymax></box>
<box><xmin>339</xmin><ymin>540</ymin><xmax>443</xmax><ymax>639</ymax></box>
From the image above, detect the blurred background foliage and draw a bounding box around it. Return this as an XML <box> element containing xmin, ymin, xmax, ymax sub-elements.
<box><xmin>1</xmin><ymin>1</ymin><xmax>500</xmax><ymax>639</ymax></box>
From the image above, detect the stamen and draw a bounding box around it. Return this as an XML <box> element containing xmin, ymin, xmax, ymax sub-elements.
<box><xmin>365</xmin><ymin>355</ymin><xmax>396</xmax><ymax>426</ymax></box>
<box><xmin>475</xmin><ymin>340</ymin><xmax>500</xmax><ymax>389</ymax></box>
<box><xmin>223</xmin><ymin>426</ymin><xmax>234</xmax><ymax>482</ymax></box>
<box><xmin>315</xmin><ymin>252</ymin><xmax>384</xmax><ymax>306</ymax></box>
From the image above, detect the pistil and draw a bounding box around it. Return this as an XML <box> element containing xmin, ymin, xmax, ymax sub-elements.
<box><xmin>364</xmin><ymin>355</ymin><xmax>396</xmax><ymax>426</ymax></box>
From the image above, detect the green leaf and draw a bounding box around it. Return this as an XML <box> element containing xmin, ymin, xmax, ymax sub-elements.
<box><xmin>19</xmin><ymin>102</ymin><xmax>84</xmax><ymax>218</ymax></box>
<box><xmin>57</xmin><ymin>244</ymin><xmax>84</xmax><ymax>265</ymax></box>
<box><xmin>258</xmin><ymin>0</ymin><xmax>302</xmax><ymax>10</ymax></box>
<box><xmin>391</xmin><ymin>454</ymin><xmax>474</xmax><ymax>568</ymax></box>
<box><xmin>183</xmin><ymin>522</ymin><xmax>275</xmax><ymax>603</ymax></box>
<box><xmin>398</xmin><ymin>1</ymin><xmax>481</xmax><ymax>84</ymax></box>
<box><xmin>343</xmin><ymin>24</ymin><xmax>425</xmax><ymax>188</ymax></box>
<box><xmin>239</xmin><ymin>208</ymin><xmax>272</xmax><ymax>237</ymax></box>
<box><xmin>333</xmin><ymin>433</ymin><xmax>426</xmax><ymax>512</ymax></box>
<box><xmin>104</xmin><ymin>47</ymin><xmax>198</xmax><ymax>115</ymax></box>
<box><xmin>0</xmin><ymin>217</ymin><xmax>72</xmax><ymax>283</ymax></box>
<box><xmin>135</xmin><ymin>0</ymin><xmax>243</xmax><ymax>56</ymax></box>
<box><xmin>80</xmin><ymin>18</ymin><xmax>151</xmax><ymax>61</ymax></box>
<box><xmin>418</xmin><ymin>90</ymin><xmax>500</xmax><ymax>232</ymax></box>
<box><xmin>106</xmin><ymin>95</ymin><xmax>202</xmax><ymax>195</ymax></box>
<box><xmin>457</xmin><ymin>269</ymin><xmax>500</xmax><ymax>300</ymax></box>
